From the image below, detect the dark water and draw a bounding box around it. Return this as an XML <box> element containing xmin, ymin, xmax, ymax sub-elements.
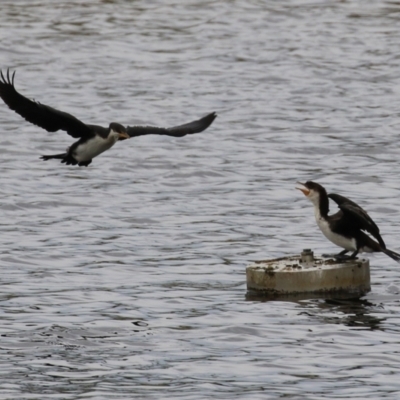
<box><xmin>1</xmin><ymin>0</ymin><xmax>400</xmax><ymax>398</ymax></box>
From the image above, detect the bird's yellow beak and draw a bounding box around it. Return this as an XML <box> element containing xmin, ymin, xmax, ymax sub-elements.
<box><xmin>118</xmin><ymin>132</ymin><xmax>130</xmax><ymax>141</ymax></box>
<box><xmin>296</xmin><ymin>182</ymin><xmax>310</xmax><ymax>196</ymax></box>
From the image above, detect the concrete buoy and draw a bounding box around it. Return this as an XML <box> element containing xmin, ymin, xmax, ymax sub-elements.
<box><xmin>246</xmin><ymin>249</ymin><xmax>370</xmax><ymax>299</ymax></box>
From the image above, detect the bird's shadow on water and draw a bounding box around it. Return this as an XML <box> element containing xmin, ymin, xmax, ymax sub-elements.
<box><xmin>246</xmin><ymin>291</ymin><xmax>385</xmax><ymax>331</ymax></box>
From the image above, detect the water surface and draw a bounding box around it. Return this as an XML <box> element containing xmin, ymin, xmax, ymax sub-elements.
<box><xmin>1</xmin><ymin>1</ymin><xmax>400</xmax><ymax>398</ymax></box>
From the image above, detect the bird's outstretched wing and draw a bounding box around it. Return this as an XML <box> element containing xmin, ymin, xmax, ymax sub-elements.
<box><xmin>329</xmin><ymin>193</ymin><xmax>386</xmax><ymax>248</ymax></box>
<box><xmin>0</xmin><ymin>69</ymin><xmax>92</xmax><ymax>138</ymax></box>
<box><xmin>126</xmin><ymin>112</ymin><xmax>217</xmax><ymax>138</ymax></box>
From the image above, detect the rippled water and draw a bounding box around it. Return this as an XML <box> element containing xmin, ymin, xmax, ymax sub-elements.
<box><xmin>2</xmin><ymin>0</ymin><xmax>400</xmax><ymax>398</ymax></box>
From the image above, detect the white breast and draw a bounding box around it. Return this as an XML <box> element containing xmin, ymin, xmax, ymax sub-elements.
<box><xmin>73</xmin><ymin>133</ymin><xmax>118</xmax><ymax>162</ymax></box>
<box><xmin>314</xmin><ymin>207</ymin><xmax>357</xmax><ymax>251</ymax></box>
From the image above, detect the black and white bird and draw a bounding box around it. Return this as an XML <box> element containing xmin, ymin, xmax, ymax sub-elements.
<box><xmin>0</xmin><ymin>69</ymin><xmax>217</xmax><ymax>167</ymax></box>
<box><xmin>296</xmin><ymin>181</ymin><xmax>400</xmax><ymax>262</ymax></box>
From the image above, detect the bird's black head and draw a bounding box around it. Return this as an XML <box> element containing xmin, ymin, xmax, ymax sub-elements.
<box><xmin>109</xmin><ymin>122</ymin><xmax>130</xmax><ymax>141</ymax></box>
<box><xmin>298</xmin><ymin>181</ymin><xmax>326</xmax><ymax>194</ymax></box>
<box><xmin>296</xmin><ymin>181</ymin><xmax>328</xmax><ymax>201</ymax></box>
<box><xmin>296</xmin><ymin>181</ymin><xmax>330</xmax><ymax>215</ymax></box>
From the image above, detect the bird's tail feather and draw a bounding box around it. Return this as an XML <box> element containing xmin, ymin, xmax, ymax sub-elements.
<box><xmin>41</xmin><ymin>153</ymin><xmax>67</xmax><ymax>161</ymax></box>
<box><xmin>382</xmin><ymin>248</ymin><xmax>400</xmax><ymax>263</ymax></box>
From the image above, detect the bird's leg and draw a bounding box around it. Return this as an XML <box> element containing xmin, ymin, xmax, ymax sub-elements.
<box><xmin>334</xmin><ymin>249</ymin><xmax>359</xmax><ymax>261</ymax></box>
<box><xmin>322</xmin><ymin>249</ymin><xmax>359</xmax><ymax>261</ymax></box>
<box><xmin>348</xmin><ymin>250</ymin><xmax>359</xmax><ymax>259</ymax></box>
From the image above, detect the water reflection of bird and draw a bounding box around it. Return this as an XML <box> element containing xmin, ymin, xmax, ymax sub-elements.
<box><xmin>0</xmin><ymin>69</ymin><xmax>216</xmax><ymax>167</ymax></box>
<box><xmin>320</xmin><ymin>298</ymin><xmax>384</xmax><ymax>331</ymax></box>
<box><xmin>296</xmin><ymin>181</ymin><xmax>400</xmax><ymax>262</ymax></box>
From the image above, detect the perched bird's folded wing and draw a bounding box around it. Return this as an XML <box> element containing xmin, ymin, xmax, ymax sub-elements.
<box><xmin>126</xmin><ymin>112</ymin><xmax>217</xmax><ymax>138</ymax></box>
<box><xmin>329</xmin><ymin>193</ymin><xmax>386</xmax><ymax>248</ymax></box>
<box><xmin>0</xmin><ymin>69</ymin><xmax>92</xmax><ymax>139</ymax></box>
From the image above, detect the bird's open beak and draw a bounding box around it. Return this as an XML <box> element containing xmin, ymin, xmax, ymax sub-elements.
<box><xmin>296</xmin><ymin>182</ymin><xmax>310</xmax><ymax>196</ymax></box>
<box><xmin>118</xmin><ymin>132</ymin><xmax>130</xmax><ymax>141</ymax></box>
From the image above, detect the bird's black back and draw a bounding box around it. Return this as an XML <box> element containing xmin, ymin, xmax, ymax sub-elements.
<box><xmin>328</xmin><ymin>192</ymin><xmax>386</xmax><ymax>249</ymax></box>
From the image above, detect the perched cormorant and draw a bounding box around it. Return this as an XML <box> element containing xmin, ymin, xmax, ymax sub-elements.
<box><xmin>0</xmin><ymin>69</ymin><xmax>217</xmax><ymax>167</ymax></box>
<box><xmin>296</xmin><ymin>181</ymin><xmax>400</xmax><ymax>262</ymax></box>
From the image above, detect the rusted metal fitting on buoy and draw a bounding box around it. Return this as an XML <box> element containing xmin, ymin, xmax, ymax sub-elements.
<box><xmin>300</xmin><ymin>248</ymin><xmax>314</xmax><ymax>263</ymax></box>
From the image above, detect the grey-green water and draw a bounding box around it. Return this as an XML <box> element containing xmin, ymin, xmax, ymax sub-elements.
<box><xmin>1</xmin><ymin>1</ymin><xmax>400</xmax><ymax>398</ymax></box>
